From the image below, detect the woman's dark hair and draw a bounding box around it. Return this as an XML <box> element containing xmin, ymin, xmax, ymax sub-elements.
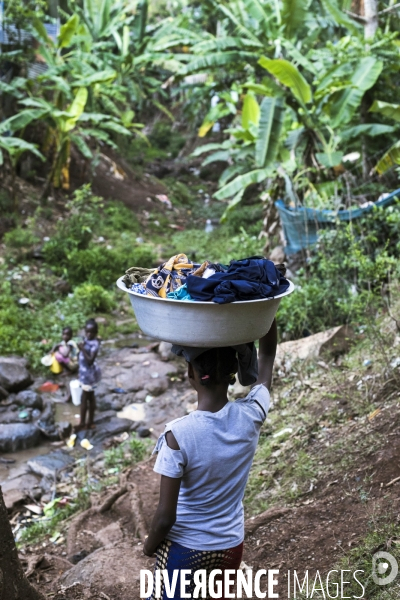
<box><xmin>192</xmin><ymin>347</ymin><xmax>238</xmax><ymax>386</ymax></box>
<box><xmin>85</xmin><ymin>318</ymin><xmax>98</xmax><ymax>334</ymax></box>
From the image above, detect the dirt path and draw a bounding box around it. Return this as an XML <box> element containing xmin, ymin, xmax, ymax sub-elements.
<box><xmin>17</xmin><ymin>322</ymin><xmax>400</xmax><ymax>599</ymax></box>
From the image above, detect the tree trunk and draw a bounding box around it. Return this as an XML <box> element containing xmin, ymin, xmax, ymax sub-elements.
<box><xmin>0</xmin><ymin>486</ymin><xmax>46</xmax><ymax>600</ymax></box>
<box><xmin>364</xmin><ymin>0</ymin><xmax>378</xmax><ymax>38</ymax></box>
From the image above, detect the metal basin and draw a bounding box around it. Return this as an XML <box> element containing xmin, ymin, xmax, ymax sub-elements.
<box><xmin>116</xmin><ymin>276</ymin><xmax>294</xmax><ymax>347</ymax></box>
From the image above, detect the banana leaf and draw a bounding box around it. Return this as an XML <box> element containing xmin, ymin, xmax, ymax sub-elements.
<box><xmin>255</xmin><ymin>97</ymin><xmax>285</xmax><ymax>168</ymax></box>
<box><xmin>259</xmin><ymin>57</ymin><xmax>312</xmax><ymax>105</ymax></box>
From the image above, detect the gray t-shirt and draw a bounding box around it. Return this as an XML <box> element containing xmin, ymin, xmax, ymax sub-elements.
<box><xmin>153</xmin><ymin>384</ymin><xmax>270</xmax><ymax>550</ymax></box>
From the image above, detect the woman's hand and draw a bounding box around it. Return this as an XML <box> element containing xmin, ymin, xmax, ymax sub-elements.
<box><xmin>77</xmin><ymin>342</ymin><xmax>84</xmax><ymax>351</ymax></box>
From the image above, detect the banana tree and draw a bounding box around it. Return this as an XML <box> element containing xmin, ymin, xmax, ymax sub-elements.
<box><xmin>25</xmin><ymin>13</ymin><xmax>142</xmax><ymax>192</ymax></box>
<box><xmin>192</xmin><ymin>89</ymin><xmax>285</xmax><ymax>219</ymax></box>
<box><xmin>369</xmin><ymin>101</ymin><xmax>400</xmax><ymax>174</ymax></box>
<box><xmin>194</xmin><ymin>37</ymin><xmax>396</xmax><ymax>216</ymax></box>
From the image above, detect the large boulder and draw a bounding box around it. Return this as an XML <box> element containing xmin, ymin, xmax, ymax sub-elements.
<box><xmin>0</xmin><ymin>356</ymin><xmax>33</xmax><ymax>392</ymax></box>
<box><xmin>0</xmin><ymin>423</ymin><xmax>41</xmax><ymax>452</ymax></box>
<box><xmin>99</xmin><ymin>351</ymin><xmax>177</xmax><ymax>396</ymax></box>
<box><xmin>276</xmin><ymin>325</ymin><xmax>354</xmax><ymax>371</ymax></box>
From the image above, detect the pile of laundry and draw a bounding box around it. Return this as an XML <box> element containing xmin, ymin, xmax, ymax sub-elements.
<box><xmin>122</xmin><ymin>254</ymin><xmax>289</xmax><ymax>304</ymax></box>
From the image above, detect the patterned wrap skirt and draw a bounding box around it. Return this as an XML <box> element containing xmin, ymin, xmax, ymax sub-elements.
<box><xmin>148</xmin><ymin>539</ymin><xmax>244</xmax><ymax>600</ymax></box>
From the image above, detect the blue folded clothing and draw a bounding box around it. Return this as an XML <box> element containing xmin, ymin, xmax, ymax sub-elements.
<box><xmin>186</xmin><ymin>258</ymin><xmax>289</xmax><ymax>304</ymax></box>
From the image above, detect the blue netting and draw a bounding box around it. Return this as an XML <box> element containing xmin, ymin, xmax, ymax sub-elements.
<box><xmin>275</xmin><ymin>188</ymin><xmax>400</xmax><ymax>255</ymax></box>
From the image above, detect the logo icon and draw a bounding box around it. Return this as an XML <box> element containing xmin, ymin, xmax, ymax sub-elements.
<box><xmin>372</xmin><ymin>551</ymin><xmax>398</xmax><ymax>585</ymax></box>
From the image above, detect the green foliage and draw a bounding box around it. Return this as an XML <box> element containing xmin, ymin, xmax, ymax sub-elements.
<box><xmin>104</xmin><ymin>433</ymin><xmax>151</xmax><ymax>472</ymax></box>
<box><xmin>176</xmin><ymin>2</ymin><xmax>400</xmax><ymax>212</ymax></box>
<box><xmin>0</xmin><ymin>185</ymin><xmax>154</xmax><ymax>366</ymax></box>
<box><xmin>148</xmin><ymin>122</ymin><xmax>186</xmax><ymax>158</ymax></box>
<box><xmin>40</xmin><ymin>188</ymin><xmax>154</xmax><ymax>287</ymax></box>
<box><xmin>332</xmin><ymin>516</ymin><xmax>400</xmax><ymax>599</ymax></box>
<box><xmin>168</xmin><ymin>224</ymin><xmax>264</xmax><ymax>264</ymax></box>
<box><xmin>72</xmin><ymin>283</ymin><xmax>115</xmax><ymax>313</ymax></box>
<box><xmin>103</xmin><ymin>201</ymin><xmax>140</xmax><ymax>233</ymax></box>
<box><xmin>66</xmin><ymin>243</ymin><xmax>154</xmax><ymax>287</ymax></box>
<box><xmin>3</xmin><ymin>228</ymin><xmax>38</xmax><ymax>248</ymax></box>
<box><xmin>276</xmin><ymin>202</ymin><xmax>400</xmax><ymax>339</ymax></box>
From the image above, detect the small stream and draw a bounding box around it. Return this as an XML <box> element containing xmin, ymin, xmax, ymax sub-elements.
<box><xmin>0</xmin><ymin>333</ymin><xmax>154</xmax><ymax>483</ymax></box>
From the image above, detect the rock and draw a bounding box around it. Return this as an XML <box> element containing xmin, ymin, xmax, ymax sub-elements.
<box><xmin>96</xmin><ymin>396</ymin><xmax>114</xmax><ymax>412</ymax></box>
<box><xmin>27</xmin><ymin>450</ymin><xmax>75</xmax><ymax>479</ymax></box>
<box><xmin>145</xmin><ymin>376</ymin><xmax>169</xmax><ymax>396</ymax></box>
<box><xmin>58</xmin><ymin>421</ymin><xmax>72</xmax><ymax>438</ymax></box>
<box><xmin>88</xmin><ymin>417</ymin><xmax>133</xmax><ymax>444</ymax></box>
<box><xmin>94</xmin><ymin>522</ymin><xmax>124</xmax><ymax>547</ymax></box>
<box><xmin>158</xmin><ymin>341</ymin><xmax>173</xmax><ymax>361</ymax></box>
<box><xmin>106</xmin><ymin>352</ymin><xmax>177</xmax><ymax>394</ymax></box>
<box><xmin>0</xmin><ymin>356</ymin><xmax>33</xmax><ymax>392</ymax></box>
<box><xmin>269</xmin><ymin>245</ymin><xmax>285</xmax><ymax>264</ymax></box>
<box><xmin>137</xmin><ymin>427</ymin><xmax>152</xmax><ymax>438</ymax></box>
<box><xmin>58</xmin><ymin>542</ymin><xmax>153</xmax><ymax>596</ymax></box>
<box><xmin>0</xmin><ymin>423</ymin><xmax>41</xmax><ymax>452</ymax></box>
<box><xmin>15</xmin><ymin>390</ymin><xmax>43</xmax><ymax>410</ymax></box>
<box><xmin>0</xmin><ymin>407</ymin><xmax>29</xmax><ymax>424</ymax></box>
<box><xmin>276</xmin><ymin>325</ymin><xmax>354</xmax><ymax>371</ymax></box>
<box><xmin>39</xmin><ymin>398</ymin><xmax>55</xmax><ymax>425</ymax></box>
<box><xmin>1</xmin><ymin>473</ymin><xmax>42</xmax><ymax>511</ymax></box>
<box><xmin>110</xmin><ymin>399</ymin><xmax>123</xmax><ymax>411</ymax></box>
<box><xmin>135</xmin><ymin>389</ymin><xmax>148</xmax><ymax>402</ymax></box>
<box><xmin>0</xmin><ymin>385</ymin><xmax>9</xmax><ymax>401</ymax></box>
<box><xmin>93</xmin><ymin>410</ymin><xmax>117</xmax><ymax>424</ymax></box>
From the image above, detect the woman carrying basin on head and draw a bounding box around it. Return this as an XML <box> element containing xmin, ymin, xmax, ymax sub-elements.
<box><xmin>143</xmin><ymin>319</ymin><xmax>278</xmax><ymax>599</ymax></box>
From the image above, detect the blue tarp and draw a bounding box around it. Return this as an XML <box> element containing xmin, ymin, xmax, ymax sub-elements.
<box><xmin>275</xmin><ymin>188</ymin><xmax>400</xmax><ymax>255</ymax></box>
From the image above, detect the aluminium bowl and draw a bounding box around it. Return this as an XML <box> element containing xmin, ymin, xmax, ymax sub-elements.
<box><xmin>116</xmin><ymin>276</ymin><xmax>294</xmax><ymax>347</ymax></box>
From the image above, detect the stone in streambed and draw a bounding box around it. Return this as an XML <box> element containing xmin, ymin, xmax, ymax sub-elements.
<box><xmin>0</xmin><ymin>423</ymin><xmax>41</xmax><ymax>452</ymax></box>
<box><xmin>88</xmin><ymin>417</ymin><xmax>134</xmax><ymax>444</ymax></box>
<box><xmin>93</xmin><ymin>410</ymin><xmax>117</xmax><ymax>425</ymax></box>
<box><xmin>27</xmin><ymin>450</ymin><xmax>75</xmax><ymax>479</ymax></box>
<box><xmin>15</xmin><ymin>390</ymin><xmax>43</xmax><ymax>410</ymax></box>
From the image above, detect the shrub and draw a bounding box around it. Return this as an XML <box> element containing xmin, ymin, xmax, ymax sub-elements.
<box><xmin>72</xmin><ymin>283</ymin><xmax>115</xmax><ymax>313</ymax></box>
<box><xmin>66</xmin><ymin>242</ymin><xmax>155</xmax><ymax>287</ymax></box>
<box><xmin>168</xmin><ymin>226</ymin><xmax>264</xmax><ymax>264</ymax></box>
<box><xmin>42</xmin><ymin>186</ymin><xmax>103</xmax><ymax>269</ymax></box>
<box><xmin>276</xmin><ymin>206</ymin><xmax>400</xmax><ymax>339</ymax></box>
<box><xmin>4</xmin><ymin>228</ymin><xmax>39</xmax><ymax>248</ymax></box>
<box><xmin>103</xmin><ymin>201</ymin><xmax>140</xmax><ymax>233</ymax></box>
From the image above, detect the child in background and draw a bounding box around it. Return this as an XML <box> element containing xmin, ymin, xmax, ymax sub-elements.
<box><xmin>50</xmin><ymin>326</ymin><xmax>79</xmax><ymax>373</ymax></box>
<box><xmin>76</xmin><ymin>318</ymin><xmax>101</xmax><ymax>431</ymax></box>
